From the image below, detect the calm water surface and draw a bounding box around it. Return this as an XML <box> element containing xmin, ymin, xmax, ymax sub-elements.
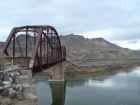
<box><xmin>35</xmin><ymin>67</ymin><xmax>140</xmax><ymax>105</ymax></box>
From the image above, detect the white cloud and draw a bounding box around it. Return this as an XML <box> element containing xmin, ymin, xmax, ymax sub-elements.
<box><xmin>87</xmin><ymin>79</ymin><xmax>126</xmax><ymax>89</ymax></box>
<box><xmin>83</xmin><ymin>30</ymin><xmax>112</xmax><ymax>39</ymax></box>
<box><xmin>0</xmin><ymin>0</ymin><xmax>140</xmax><ymax>49</ymax></box>
<box><xmin>131</xmin><ymin>67</ymin><xmax>140</xmax><ymax>77</ymax></box>
<box><xmin>0</xmin><ymin>29</ymin><xmax>9</xmax><ymax>34</ymax></box>
<box><xmin>112</xmin><ymin>40</ymin><xmax>140</xmax><ymax>50</ymax></box>
<box><xmin>0</xmin><ymin>28</ymin><xmax>11</xmax><ymax>41</ymax></box>
<box><xmin>88</xmin><ymin>79</ymin><xmax>113</xmax><ymax>87</ymax></box>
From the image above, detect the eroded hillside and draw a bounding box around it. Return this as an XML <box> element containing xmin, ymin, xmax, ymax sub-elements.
<box><xmin>1</xmin><ymin>34</ymin><xmax>140</xmax><ymax>59</ymax></box>
<box><xmin>60</xmin><ymin>34</ymin><xmax>140</xmax><ymax>59</ymax></box>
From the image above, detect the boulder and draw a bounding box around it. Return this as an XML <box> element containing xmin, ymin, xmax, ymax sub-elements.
<box><xmin>0</xmin><ymin>72</ymin><xmax>4</xmax><ymax>81</ymax></box>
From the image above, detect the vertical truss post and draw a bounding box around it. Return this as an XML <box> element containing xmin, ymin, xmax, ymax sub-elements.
<box><xmin>51</xmin><ymin>49</ymin><xmax>53</xmax><ymax>64</ymax></box>
<box><xmin>13</xmin><ymin>34</ymin><xmax>15</xmax><ymax>56</ymax></box>
<box><xmin>46</xmin><ymin>29</ymin><xmax>49</xmax><ymax>67</ymax></box>
<box><xmin>34</xmin><ymin>31</ymin><xmax>35</xmax><ymax>45</ymax></box>
<box><xmin>26</xmin><ymin>28</ymin><xmax>28</xmax><ymax>57</ymax></box>
<box><xmin>29</xmin><ymin>28</ymin><xmax>43</xmax><ymax>70</ymax></box>
<box><xmin>56</xmin><ymin>50</ymin><xmax>57</xmax><ymax>63</ymax></box>
<box><xmin>54</xmin><ymin>49</ymin><xmax>56</xmax><ymax>63</ymax></box>
<box><xmin>40</xmin><ymin>36</ymin><xmax>42</xmax><ymax>70</ymax></box>
<box><xmin>43</xmin><ymin>36</ymin><xmax>45</xmax><ymax>57</ymax></box>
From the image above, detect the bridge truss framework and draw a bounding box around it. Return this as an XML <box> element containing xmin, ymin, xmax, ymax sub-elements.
<box><xmin>3</xmin><ymin>25</ymin><xmax>66</xmax><ymax>73</ymax></box>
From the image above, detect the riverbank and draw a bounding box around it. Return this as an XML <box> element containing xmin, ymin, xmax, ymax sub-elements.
<box><xmin>42</xmin><ymin>59</ymin><xmax>140</xmax><ymax>74</ymax></box>
<box><xmin>73</xmin><ymin>62</ymin><xmax>140</xmax><ymax>72</ymax></box>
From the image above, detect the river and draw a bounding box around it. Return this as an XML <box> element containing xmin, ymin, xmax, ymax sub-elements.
<box><xmin>34</xmin><ymin>66</ymin><xmax>140</xmax><ymax>105</ymax></box>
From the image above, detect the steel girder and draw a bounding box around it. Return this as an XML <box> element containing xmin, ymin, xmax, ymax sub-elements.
<box><xmin>3</xmin><ymin>25</ymin><xmax>66</xmax><ymax>72</ymax></box>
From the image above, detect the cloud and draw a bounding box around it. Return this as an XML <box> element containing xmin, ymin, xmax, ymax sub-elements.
<box><xmin>0</xmin><ymin>0</ymin><xmax>140</xmax><ymax>49</ymax></box>
<box><xmin>112</xmin><ymin>39</ymin><xmax>140</xmax><ymax>50</ymax></box>
<box><xmin>127</xmin><ymin>41</ymin><xmax>138</xmax><ymax>44</ymax></box>
<box><xmin>83</xmin><ymin>30</ymin><xmax>112</xmax><ymax>38</ymax></box>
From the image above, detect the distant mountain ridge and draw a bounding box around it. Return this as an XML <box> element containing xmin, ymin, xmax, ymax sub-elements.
<box><xmin>134</xmin><ymin>49</ymin><xmax>140</xmax><ymax>52</ymax></box>
<box><xmin>60</xmin><ymin>34</ymin><xmax>140</xmax><ymax>59</ymax></box>
<box><xmin>91</xmin><ymin>37</ymin><xmax>121</xmax><ymax>48</ymax></box>
<box><xmin>0</xmin><ymin>34</ymin><xmax>140</xmax><ymax>59</ymax></box>
<box><xmin>0</xmin><ymin>41</ymin><xmax>4</xmax><ymax>47</ymax></box>
<box><xmin>60</xmin><ymin>35</ymin><xmax>121</xmax><ymax>50</ymax></box>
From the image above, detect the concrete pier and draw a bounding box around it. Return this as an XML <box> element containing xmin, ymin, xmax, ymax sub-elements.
<box><xmin>49</xmin><ymin>63</ymin><xmax>64</xmax><ymax>81</ymax></box>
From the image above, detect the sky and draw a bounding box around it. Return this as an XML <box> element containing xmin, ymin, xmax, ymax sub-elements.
<box><xmin>0</xmin><ymin>0</ymin><xmax>140</xmax><ymax>50</ymax></box>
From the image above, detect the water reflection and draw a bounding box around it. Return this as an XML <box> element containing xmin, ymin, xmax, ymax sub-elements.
<box><xmin>49</xmin><ymin>82</ymin><xmax>66</xmax><ymax>105</ymax></box>
<box><xmin>36</xmin><ymin>67</ymin><xmax>140</xmax><ymax>105</ymax></box>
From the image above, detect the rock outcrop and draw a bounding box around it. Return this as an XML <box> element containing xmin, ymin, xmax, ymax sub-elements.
<box><xmin>0</xmin><ymin>68</ymin><xmax>38</xmax><ymax>105</ymax></box>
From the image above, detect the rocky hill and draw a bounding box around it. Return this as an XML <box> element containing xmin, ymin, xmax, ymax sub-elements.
<box><xmin>60</xmin><ymin>34</ymin><xmax>140</xmax><ymax>59</ymax></box>
<box><xmin>0</xmin><ymin>41</ymin><xmax>4</xmax><ymax>55</ymax></box>
<box><xmin>1</xmin><ymin>34</ymin><xmax>140</xmax><ymax>59</ymax></box>
<box><xmin>0</xmin><ymin>41</ymin><xmax>4</xmax><ymax>47</ymax></box>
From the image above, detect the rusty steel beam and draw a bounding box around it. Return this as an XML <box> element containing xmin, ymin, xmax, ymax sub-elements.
<box><xmin>26</xmin><ymin>27</ymin><xmax>28</xmax><ymax>57</ymax></box>
<box><xmin>3</xmin><ymin>25</ymin><xmax>66</xmax><ymax>73</ymax></box>
<box><xmin>47</xmin><ymin>38</ymin><xmax>49</xmax><ymax>67</ymax></box>
<box><xmin>42</xmin><ymin>32</ymin><xmax>53</xmax><ymax>49</ymax></box>
<box><xmin>3</xmin><ymin>28</ymin><xmax>16</xmax><ymax>55</ymax></box>
<box><xmin>13</xmin><ymin>34</ymin><xmax>15</xmax><ymax>56</ymax></box>
<box><xmin>29</xmin><ymin>28</ymin><xmax>43</xmax><ymax>69</ymax></box>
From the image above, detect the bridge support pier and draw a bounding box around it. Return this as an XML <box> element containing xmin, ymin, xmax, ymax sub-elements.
<box><xmin>49</xmin><ymin>62</ymin><xmax>64</xmax><ymax>81</ymax></box>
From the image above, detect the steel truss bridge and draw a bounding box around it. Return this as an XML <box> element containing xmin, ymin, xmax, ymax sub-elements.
<box><xmin>2</xmin><ymin>25</ymin><xmax>66</xmax><ymax>74</ymax></box>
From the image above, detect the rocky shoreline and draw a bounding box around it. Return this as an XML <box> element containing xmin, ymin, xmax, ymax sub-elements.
<box><xmin>42</xmin><ymin>59</ymin><xmax>140</xmax><ymax>74</ymax></box>
<box><xmin>0</xmin><ymin>68</ymin><xmax>38</xmax><ymax>105</ymax></box>
<box><xmin>73</xmin><ymin>62</ymin><xmax>140</xmax><ymax>73</ymax></box>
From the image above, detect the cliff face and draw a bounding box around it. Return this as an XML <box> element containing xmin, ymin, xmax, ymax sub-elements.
<box><xmin>60</xmin><ymin>34</ymin><xmax>140</xmax><ymax>59</ymax></box>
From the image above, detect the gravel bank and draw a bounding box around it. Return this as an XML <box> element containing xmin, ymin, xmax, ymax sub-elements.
<box><xmin>64</xmin><ymin>59</ymin><xmax>140</xmax><ymax>72</ymax></box>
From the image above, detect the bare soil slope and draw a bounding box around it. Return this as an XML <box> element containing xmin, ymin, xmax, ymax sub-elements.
<box><xmin>1</xmin><ymin>34</ymin><xmax>140</xmax><ymax>59</ymax></box>
<box><xmin>60</xmin><ymin>34</ymin><xmax>140</xmax><ymax>59</ymax></box>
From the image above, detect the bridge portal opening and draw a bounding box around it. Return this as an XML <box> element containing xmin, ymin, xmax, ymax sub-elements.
<box><xmin>2</xmin><ymin>25</ymin><xmax>66</xmax><ymax>75</ymax></box>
